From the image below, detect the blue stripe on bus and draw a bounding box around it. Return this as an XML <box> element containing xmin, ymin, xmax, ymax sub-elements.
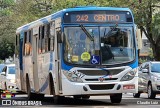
<box><xmin>129</xmin><ymin>60</ymin><xmax>138</xmax><ymax>69</ymax></box>
<box><xmin>22</xmin><ymin>25</ymin><xmax>30</xmax><ymax>31</ymax></box>
<box><xmin>40</xmin><ymin>18</ymin><xmax>49</xmax><ymax>24</ymax></box>
<box><xmin>39</xmin><ymin>78</ymin><xmax>49</xmax><ymax>92</ymax></box>
<box><xmin>61</xmin><ymin>58</ymin><xmax>73</xmax><ymax>71</ymax></box>
<box><xmin>49</xmin><ymin>52</ymin><xmax>53</xmax><ymax>70</ymax></box>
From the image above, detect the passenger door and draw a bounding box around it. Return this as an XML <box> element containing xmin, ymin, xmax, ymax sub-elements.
<box><xmin>32</xmin><ymin>27</ymin><xmax>39</xmax><ymax>92</ymax></box>
<box><xmin>53</xmin><ymin>18</ymin><xmax>62</xmax><ymax>95</ymax></box>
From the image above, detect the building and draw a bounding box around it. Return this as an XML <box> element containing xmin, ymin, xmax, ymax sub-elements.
<box><xmin>139</xmin><ymin>32</ymin><xmax>151</xmax><ymax>61</ymax></box>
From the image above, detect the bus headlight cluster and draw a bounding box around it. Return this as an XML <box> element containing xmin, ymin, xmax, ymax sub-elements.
<box><xmin>121</xmin><ymin>69</ymin><xmax>137</xmax><ymax>81</ymax></box>
<box><xmin>63</xmin><ymin>71</ymin><xmax>83</xmax><ymax>83</ymax></box>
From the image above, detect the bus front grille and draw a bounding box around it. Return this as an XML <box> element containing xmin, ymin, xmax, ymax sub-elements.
<box><xmin>85</xmin><ymin>78</ymin><xmax>118</xmax><ymax>81</ymax></box>
<box><xmin>89</xmin><ymin>84</ymin><xmax>115</xmax><ymax>90</ymax></box>
<box><xmin>77</xmin><ymin>69</ymin><xmax>124</xmax><ymax>76</ymax></box>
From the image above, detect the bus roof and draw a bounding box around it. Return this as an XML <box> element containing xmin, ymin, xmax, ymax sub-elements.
<box><xmin>64</xmin><ymin>6</ymin><xmax>132</xmax><ymax>12</ymax></box>
<box><xmin>16</xmin><ymin>6</ymin><xmax>133</xmax><ymax>34</ymax></box>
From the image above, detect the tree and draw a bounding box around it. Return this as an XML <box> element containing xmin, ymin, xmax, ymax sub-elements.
<box><xmin>134</xmin><ymin>0</ymin><xmax>160</xmax><ymax>61</ymax></box>
<box><xmin>0</xmin><ymin>0</ymin><xmax>16</xmax><ymax>60</ymax></box>
<box><xmin>0</xmin><ymin>39</ymin><xmax>14</xmax><ymax>60</ymax></box>
<box><xmin>98</xmin><ymin>0</ymin><xmax>160</xmax><ymax>61</ymax></box>
<box><xmin>0</xmin><ymin>0</ymin><xmax>14</xmax><ymax>16</ymax></box>
<box><xmin>1</xmin><ymin>0</ymin><xmax>160</xmax><ymax>61</ymax></box>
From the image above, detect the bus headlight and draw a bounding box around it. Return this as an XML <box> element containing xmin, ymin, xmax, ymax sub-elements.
<box><xmin>63</xmin><ymin>71</ymin><xmax>83</xmax><ymax>83</ymax></box>
<box><xmin>121</xmin><ymin>69</ymin><xmax>137</xmax><ymax>81</ymax></box>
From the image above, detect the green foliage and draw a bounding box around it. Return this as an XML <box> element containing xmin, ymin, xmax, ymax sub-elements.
<box><xmin>0</xmin><ymin>0</ymin><xmax>15</xmax><ymax>16</ymax></box>
<box><xmin>0</xmin><ymin>0</ymin><xmax>16</xmax><ymax>60</ymax></box>
<box><xmin>0</xmin><ymin>0</ymin><xmax>160</xmax><ymax>60</ymax></box>
<box><xmin>0</xmin><ymin>39</ymin><xmax>14</xmax><ymax>60</ymax></box>
<box><xmin>1</xmin><ymin>0</ymin><xmax>14</xmax><ymax>5</ymax></box>
<box><xmin>152</xmin><ymin>13</ymin><xmax>160</xmax><ymax>43</ymax></box>
<box><xmin>0</xmin><ymin>59</ymin><xmax>4</xmax><ymax>64</ymax></box>
<box><xmin>139</xmin><ymin>58</ymin><xmax>147</xmax><ymax>64</ymax></box>
<box><xmin>148</xmin><ymin>48</ymin><xmax>154</xmax><ymax>59</ymax></box>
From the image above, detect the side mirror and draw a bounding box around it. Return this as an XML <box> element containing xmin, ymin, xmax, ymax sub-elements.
<box><xmin>1</xmin><ymin>72</ymin><xmax>6</xmax><ymax>76</ymax></box>
<box><xmin>142</xmin><ymin>69</ymin><xmax>149</xmax><ymax>73</ymax></box>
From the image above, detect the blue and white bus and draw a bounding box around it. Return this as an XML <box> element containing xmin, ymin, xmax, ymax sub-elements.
<box><xmin>15</xmin><ymin>6</ymin><xmax>142</xmax><ymax>103</ymax></box>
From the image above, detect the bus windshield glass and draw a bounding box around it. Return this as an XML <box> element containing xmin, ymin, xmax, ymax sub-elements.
<box><xmin>64</xmin><ymin>26</ymin><xmax>135</xmax><ymax>65</ymax></box>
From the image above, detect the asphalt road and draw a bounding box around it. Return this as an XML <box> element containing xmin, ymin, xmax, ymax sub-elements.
<box><xmin>0</xmin><ymin>93</ymin><xmax>160</xmax><ymax>108</ymax></box>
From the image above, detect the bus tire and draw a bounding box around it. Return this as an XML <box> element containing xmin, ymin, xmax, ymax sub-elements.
<box><xmin>49</xmin><ymin>74</ymin><xmax>55</xmax><ymax>95</ymax></box>
<box><xmin>54</xmin><ymin>96</ymin><xmax>64</xmax><ymax>104</ymax></box>
<box><xmin>82</xmin><ymin>95</ymin><xmax>90</xmax><ymax>99</ymax></box>
<box><xmin>133</xmin><ymin>93</ymin><xmax>140</xmax><ymax>98</ymax></box>
<box><xmin>73</xmin><ymin>95</ymin><xmax>81</xmax><ymax>99</ymax></box>
<box><xmin>110</xmin><ymin>93</ymin><xmax>122</xmax><ymax>103</ymax></box>
<box><xmin>26</xmin><ymin>75</ymin><xmax>36</xmax><ymax>100</ymax></box>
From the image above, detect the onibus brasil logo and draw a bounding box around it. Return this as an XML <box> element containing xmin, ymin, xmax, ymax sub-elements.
<box><xmin>0</xmin><ymin>89</ymin><xmax>16</xmax><ymax>99</ymax></box>
<box><xmin>0</xmin><ymin>90</ymin><xmax>42</xmax><ymax>106</ymax></box>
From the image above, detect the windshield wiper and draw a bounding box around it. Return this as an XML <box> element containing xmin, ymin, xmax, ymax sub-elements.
<box><xmin>104</xmin><ymin>23</ymin><xmax>118</xmax><ymax>38</ymax></box>
<box><xmin>80</xmin><ymin>24</ymin><xmax>94</xmax><ymax>41</ymax></box>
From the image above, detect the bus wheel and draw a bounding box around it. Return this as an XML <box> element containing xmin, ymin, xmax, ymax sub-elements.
<box><xmin>49</xmin><ymin>74</ymin><xmax>55</xmax><ymax>95</ymax></box>
<box><xmin>110</xmin><ymin>93</ymin><xmax>122</xmax><ymax>103</ymax></box>
<box><xmin>26</xmin><ymin>76</ymin><xmax>36</xmax><ymax>100</ymax></box>
<box><xmin>82</xmin><ymin>95</ymin><xmax>90</xmax><ymax>99</ymax></box>
<box><xmin>133</xmin><ymin>93</ymin><xmax>140</xmax><ymax>98</ymax></box>
<box><xmin>54</xmin><ymin>96</ymin><xmax>64</xmax><ymax>104</ymax></box>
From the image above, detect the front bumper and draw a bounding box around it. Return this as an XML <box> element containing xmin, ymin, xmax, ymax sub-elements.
<box><xmin>61</xmin><ymin>76</ymin><xmax>138</xmax><ymax>96</ymax></box>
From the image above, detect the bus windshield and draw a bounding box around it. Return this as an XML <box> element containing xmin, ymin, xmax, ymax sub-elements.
<box><xmin>64</xmin><ymin>26</ymin><xmax>135</xmax><ymax>65</ymax></box>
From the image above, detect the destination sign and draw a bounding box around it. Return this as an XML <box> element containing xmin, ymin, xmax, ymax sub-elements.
<box><xmin>64</xmin><ymin>11</ymin><xmax>133</xmax><ymax>23</ymax></box>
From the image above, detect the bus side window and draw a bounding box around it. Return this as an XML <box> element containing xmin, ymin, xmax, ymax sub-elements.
<box><xmin>50</xmin><ymin>22</ymin><xmax>55</xmax><ymax>51</ymax></box>
<box><xmin>39</xmin><ymin>26</ymin><xmax>43</xmax><ymax>54</ymax></box>
<box><xmin>24</xmin><ymin>31</ymin><xmax>32</xmax><ymax>56</ymax></box>
<box><xmin>50</xmin><ymin>36</ymin><xmax>54</xmax><ymax>51</ymax></box>
<box><xmin>23</xmin><ymin>32</ymin><xmax>27</xmax><ymax>56</ymax></box>
<box><xmin>44</xmin><ymin>24</ymin><xmax>50</xmax><ymax>52</ymax></box>
<box><xmin>15</xmin><ymin>34</ymin><xmax>20</xmax><ymax>57</ymax></box>
<box><xmin>28</xmin><ymin>30</ymin><xmax>32</xmax><ymax>55</ymax></box>
<box><xmin>47</xmin><ymin>24</ymin><xmax>51</xmax><ymax>51</ymax></box>
<box><xmin>42</xmin><ymin>26</ymin><xmax>45</xmax><ymax>53</ymax></box>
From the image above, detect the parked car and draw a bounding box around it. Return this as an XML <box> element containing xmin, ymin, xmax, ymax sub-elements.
<box><xmin>0</xmin><ymin>64</ymin><xmax>5</xmax><ymax>73</ymax></box>
<box><xmin>133</xmin><ymin>61</ymin><xmax>160</xmax><ymax>99</ymax></box>
<box><xmin>0</xmin><ymin>64</ymin><xmax>18</xmax><ymax>90</ymax></box>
